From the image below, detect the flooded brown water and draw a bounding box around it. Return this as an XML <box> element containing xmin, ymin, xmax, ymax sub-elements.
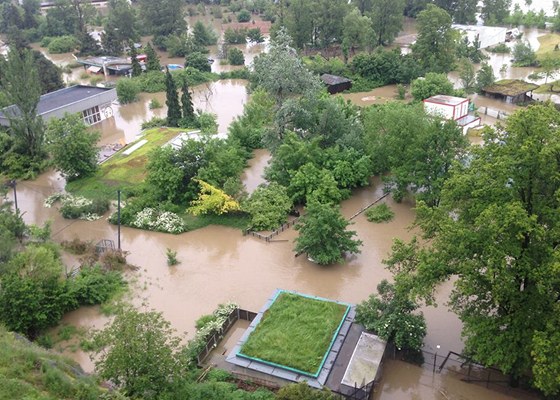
<box><xmin>240</xmin><ymin>149</ymin><xmax>271</xmax><ymax>194</ymax></box>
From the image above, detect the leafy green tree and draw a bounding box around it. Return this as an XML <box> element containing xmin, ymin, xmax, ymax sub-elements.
<box><xmin>363</xmin><ymin>101</ymin><xmax>467</xmax><ymax>206</ymax></box>
<box><xmin>284</xmin><ymin>0</ymin><xmax>313</xmax><ymax>49</ymax></box>
<box><xmin>76</xmin><ymin>29</ymin><xmax>102</xmax><ymax>56</ymax></box>
<box><xmin>412</xmin><ymin>4</ymin><xmax>456</xmax><ymax>73</ymax></box>
<box><xmin>180</xmin><ymin>80</ymin><xmax>195</xmax><ymax>126</ymax></box>
<box><xmin>101</xmin><ymin>26</ymin><xmax>123</xmax><ymax>55</ymax></box>
<box><xmin>369</xmin><ymin>0</ymin><xmax>404</xmax><ymax>46</ymax></box>
<box><xmin>188</xmin><ymin>179</ymin><xmax>241</xmax><ymax>215</ymax></box>
<box><xmin>387</xmin><ymin>103</ymin><xmax>560</xmax><ymax>388</ymax></box>
<box><xmin>227</xmin><ymin>47</ymin><xmax>245</xmax><ymax>65</ymax></box>
<box><xmin>192</xmin><ymin>20</ymin><xmax>217</xmax><ymax>46</ymax></box>
<box><xmin>105</xmin><ymin>0</ymin><xmax>139</xmax><ymax>46</ymax></box>
<box><xmin>244</xmin><ymin>183</ymin><xmax>293</xmax><ymax>231</ymax></box>
<box><xmin>356</xmin><ymin>280</ymin><xmax>427</xmax><ymax>351</ymax></box>
<box><xmin>458</xmin><ymin>59</ymin><xmax>476</xmax><ymax>93</ymax></box>
<box><xmin>165</xmin><ymin>68</ymin><xmax>181</xmax><ymax>127</ymax></box>
<box><xmin>0</xmin><ymin>48</ymin><xmax>44</xmax><ymax>158</ymax></box>
<box><xmin>512</xmin><ymin>41</ymin><xmax>537</xmax><ymax>67</ymax></box>
<box><xmin>289</xmin><ymin>163</ymin><xmax>342</xmax><ymax>205</ymax></box>
<box><xmin>32</xmin><ymin>50</ymin><xmax>64</xmax><ymax>94</ymax></box>
<box><xmin>410</xmin><ymin>72</ymin><xmax>455</xmax><ymax>101</ymax></box>
<box><xmin>145</xmin><ymin>42</ymin><xmax>161</xmax><ymax>72</ymax></box>
<box><xmin>253</xmin><ymin>28</ymin><xmax>322</xmax><ymax>106</ymax></box>
<box><xmin>237</xmin><ymin>8</ymin><xmax>251</xmax><ymax>22</ymax></box>
<box><xmin>44</xmin><ymin>0</ymin><xmax>77</xmax><ymax>36</ymax></box>
<box><xmin>92</xmin><ymin>309</ymin><xmax>188</xmax><ymax>398</ymax></box>
<box><xmin>116</xmin><ymin>78</ymin><xmax>140</xmax><ymax>104</ymax></box>
<box><xmin>351</xmin><ymin>0</ymin><xmax>373</xmax><ymax>15</ymax></box>
<box><xmin>294</xmin><ymin>200</ymin><xmax>362</xmax><ymax>265</ymax></box>
<box><xmin>185</xmin><ymin>51</ymin><xmax>211</xmax><ymax>72</ymax></box>
<box><xmin>540</xmin><ymin>53</ymin><xmax>560</xmax><ymax>84</ymax></box>
<box><xmin>481</xmin><ymin>0</ymin><xmax>511</xmax><ymax>24</ymax></box>
<box><xmin>247</xmin><ymin>27</ymin><xmax>264</xmax><ymax>43</ymax></box>
<box><xmin>531</xmin><ymin>305</ymin><xmax>560</xmax><ymax>396</ymax></box>
<box><xmin>129</xmin><ymin>43</ymin><xmax>142</xmax><ymax>77</ymax></box>
<box><xmin>342</xmin><ymin>8</ymin><xmax>373</xmax><ymax>54</ymax></box>
<box><xmin>46</xmin><ymin>113</ymin><xmax>100</xmax><ymax>181</ymax></box>
<box><xmin>138</xmin><ymin>0</ymin><xmax>186</xmax><ymax>39</ymax></box>
<box><xmin>475</xmin><ymin>61</ymin><xmax>495</xmax><ymax>92</ymax></box>
<box><xmin>313</xmin><ymin>0</ymin><xmax>347</xmax><ymax>49</ymax></box>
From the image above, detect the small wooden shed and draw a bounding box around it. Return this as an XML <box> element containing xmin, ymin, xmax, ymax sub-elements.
<box><xmin>482</xmin><ymin>79</ymin><xmax>539</xmax><ymax>104</ymax></box>
<box><xmin>320</xmin><ymin>74</ymin><xmax>352</xmax><ymax>94</ymax></box>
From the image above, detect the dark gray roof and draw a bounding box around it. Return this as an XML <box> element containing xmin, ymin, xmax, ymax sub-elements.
<box><xmin>320</xmin><ymin>74</ymin><xmax>352</xmax><ymax>86</ymax></box>
<box><xmin>0</xmin><ymin>85</ymin><xmax>111</xmax><ymax>119</ymax></box>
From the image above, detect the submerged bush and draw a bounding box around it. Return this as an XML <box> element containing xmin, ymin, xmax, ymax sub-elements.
<box><xmin>45</xmin><ymin>193</ymin><xmax>109</xmax><ymax>220</ymax></box>
<box><xmin>365</xmin><ymin>203</ymin><xmax>395</xmax><ymax>223</ymax></box>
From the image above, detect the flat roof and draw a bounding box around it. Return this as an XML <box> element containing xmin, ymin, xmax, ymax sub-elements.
<box><xmin>341</xmin><ymin>332</ymin><xmax>386</xmax><ymax>387</ymax></box>
<box><xmin>0</xmin><ymin>85</ymin><xmax>112</xmax><ymax>118</ymax></box>
<box><xmin>424</xmin><ymin>94</ymin><xmax>467</xmax><ymax>106</ymax></box>
<box><xmin>482</xmin><ymin>79</ymin><xmax>539</xmax><ymax>97</ymax></box>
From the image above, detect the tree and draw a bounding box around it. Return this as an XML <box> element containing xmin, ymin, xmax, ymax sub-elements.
<box><xmin>227</xmin><ymin>47</ymin><xmax>245</xmax><ymax>65</ymax></box>
<box><xmin>475</xmin><ymin>61</ymin><xmax>495</xmax><ymax>92</ymax></box>
<box><xmin>412</xmin><ymin>4</ymin><xmax>456</xmax><ymax>73</ymax></box>
<box><xmin>105</xmin><ymin>0</ymin><xmax>139</xmax><ymax>47</ymax></box>
<box><xmin>253</xmin><ymin>28</ymin><xmax>322</xmax><ymax>106</ymax></box>
<box><xmin>46</xmin><ymin>113</ymin><xmax>100</xmax><ymax>181</ymax></box>
<box><xmin>101</xmin><ymin>26</ymin><xmax>123</xmax><ymax>55</ymax></box>
<box><xmin>481</xmin><ymin>0</ymin><xmax>511</xmax><ymax>24</ymax></box>
<box><xmin>355</xmin><ymin>280</ymin><xmax>427</xmax><ymax>351</ymax></box>
<box><xmin>342</xmin><ymin>8</ymin><xmax>373</xmax><ymax>54</ymax></box>
<box><xmin>453</xmin><ymin>0</ymin><xmax>478</xmax><ymax>24</ymax></box>
<box><xmin>369</xmin><ymin>0</ymin><xmax>405</xmax><ymax>46</ymax></box>
<box><xmin>188</xmin><ymin>179</ymin><xmax>241</xmax><ymax>216</ymax></box>
<box><xmin>294</xmin><ymin>200</ymin><xmax>362</xmax><ymax>265</ymax></box>
<box><xmin>138</xmin><ymin>0</ymin><xmax>186</xmax><ymax>39</ymax></box>
<box><xmin>116</xmin><ymin>78</ymin><xmax>140</xmax><ymax>104</ymax></box>
<box><xmin>165</xmin><ymin>68</ymin><xmax>181</xmax><ymax>127</ymax></box>
<box><xmin>410</xmin><ymin>72</ymin><xmax>455</xmax><ymax>101</ymax></box>
<box><xmin>244</xmin><ymin>183</ymin><xmax>293</xmax><ymax>231</ymax></box>
<box><xmin>192</xmin><ymin>20</ymin><xmax>217</xmax><ymax>46</ymax></box>
<box><xmin>77</xmin><ymin>29</ymin><xmax>101</xmax><ymax>56</ymax></box>
<box><xmin>92</xmin><ymin>309</ymin><xmax>187</xmax><ymax>398</ymax></box>
<box><xmin>185</xmin><ymin>51</ymin><xmax>211</xmax><ymax>72</ymax></box>
<box><xmin>129</xmin><ymin>43</ymin><xmax>142</xmax><ymax>77</ymax></box>
<box><xmin>540</xmin><ymin>53</ymin><xmax>560</xmax><ymax>84</ymax></box>
<box><xmin>32</xmin><ymin>50</ymin><xmax>64</xmax><ymax>94</ymax></box>
<box><xmin>351</xmin><ymin>0</ymin><xmax>373</xmax><ymax>15</ymax></box>
<box><xmin>0</xmin><ymin>49</ymin><xmax>44</xmax><ymax>158</ymax></box>
<box><xmin>313</xmin><ymin>0</ymin><xmax>347</xmax><ymax>49</ymax></box>
<box><xmin>458</xmin><ymin>59</ymin><xmax>476</xmax><ymax>93</ymax></box>
<box><xmin>237</xmin><ymin>8</ymin><xmax>251</xmax><ymax>22</ymax></box>
<box><xmin>145</xmin><ymin>42</ymin><xmax>161</xmax><ymax>72</ymax></box>
<box><xmin>512</xmin><ymin>41</ymin><xmax>537</xmax><ymax>67</ymax></box>
<box><xmin>180</xmin><ymin>80</ymin><xmax>195</xmax><ymax>126</ymax></box>
<box><xmin>388</xmin><ymin>103</ymin><xmax>560</xmax><ymax>389</ymax></box>
<box><xmin>284</xmin><ymin>0</ymin><xmax>313</xmax><ymax>49</ymax></box>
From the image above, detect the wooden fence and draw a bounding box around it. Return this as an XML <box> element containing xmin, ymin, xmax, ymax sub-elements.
<box><xmin>196</xmin><ymin>308</ymin><xmax>257</xmax><ymax>366</ymax></box>
<box><xmin>245</xmin><ymin>218</ymin><xmax>301</xmax><ymax>243</ymax></box>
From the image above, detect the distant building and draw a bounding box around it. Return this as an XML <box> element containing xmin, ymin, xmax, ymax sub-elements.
<box><xmin>0</xmin><ymin>85</ymin><xmax>116</xmax><ymax>127</ymax></box>
<box><xmin>320</xmin><ymin>74</ymin><xmax>352</xmax><ymax>94</ymax></box>
<box><xmin>481</xmin><ymin>79</ymin><xmax>539</xmax><ymax>104</ymax></box>
<box><xmin>423</xmin><ymin>94</ymin><xmax>481</xmax><ymax>134</ymax></box>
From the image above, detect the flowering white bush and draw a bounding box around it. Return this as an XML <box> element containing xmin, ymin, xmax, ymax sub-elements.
<box><xmin>131</xmin><ymin>208</ymin><xmax>186</xmax><ymax>234</ymax></box>
<box><xmin>44</xmin><ymin>192</ymin><xmax>107</xmax><ymax>220</ymax></box>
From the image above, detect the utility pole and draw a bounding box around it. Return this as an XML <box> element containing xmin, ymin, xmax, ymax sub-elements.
<box><xmin>117</xmin><ymin>189</ymin><xmax>121</xmax><ymax>250</ymax></box>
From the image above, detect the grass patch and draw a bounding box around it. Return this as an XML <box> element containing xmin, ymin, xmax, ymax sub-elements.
<box><xmin>239</xmin><ymin>292</ymin><xmax>349</xmax><ymax>376</ymax></box>
<box><xmin>67</xmin><ymin>127</ymin><xmax>184</xmax><ymax>199</ymax></box>
<box><xmin>365</xmin><ymin>203</ymin><xmax>395</xmax><ymax>223</ymax></box>
<box><xmin>182</xmin><ymin>212</ymin><xmax>251</xmax><ymax>231</ymax></box>
<box><xmin>536</xmin><ymin>33</ymin><xmax>560</xmax><ymax>61</ymax></box>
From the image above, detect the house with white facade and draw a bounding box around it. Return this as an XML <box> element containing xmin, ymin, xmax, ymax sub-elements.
<box><xmin>423</xmin><ymin>95</ymin><xmax>481</xmax><ymax>134</ymax></box>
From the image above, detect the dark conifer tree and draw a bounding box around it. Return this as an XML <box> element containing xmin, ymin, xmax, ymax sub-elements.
<box><xmin>129</xmin><ymin>42</ymin><xmax>142</xmax><ymax>77</ymax></box>
<box><xmin>180</xmin><ymin>80</ymin><xmax>195</xmax><ymax>126</ymax></box>
<box><xmin>165</xmin><ymin>68</ymin><xmax>181</xmax><ymax>127</ymax></box>
<box><xmin>145</xmin><ymin>42</ymin><xmax>161</xmax><ymax>72</ymax></box>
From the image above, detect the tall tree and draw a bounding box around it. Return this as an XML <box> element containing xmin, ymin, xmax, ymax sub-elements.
<box><xmin>46</xmin><ymin>113</ymin><xmax>100</xmax><ymax>181</ymax></box>
<box><xmin>165</xmin><ymin>68</ymin><xmax>181</xmax><ymax>127</ymax></box>
<box><xmin>313</xmin><ymin>0</ymin><xmax>347</xmax><ymax>50</ymax></box>
<box><xmin>454</xmin><ymin>0</ymin><xmax>478</xmax><ymax>24</ymax></box>
<box><xmin>342</xmin><ymin>8</ymin><xmax>373</xmax><ymax>55</ymax></box>
<box><xmin>101</xmin><ymin>26</ymin><xmax>123</xmax><ymax>55</ymax></box>
<box><xmin>0</xmin><ymin>49</ymin><xmax>44</xmax><ymax>158</ymax></box>
<box><xmin>145</xmin><ymin>42</ymin><xmax>161</xmax><ymax>72</ymax></box>
<box><xmin>284</xmin><ymin>0</ymin><xmax>313</xmax><ymax>49</ymax></box>
<box><xmin>388</xmin><ymin>103</ymin><xmax>560</xmax><ymax>391</ymax></box>
<box><xmin>138</xmin><ymin>0</ymin><xmax>186</xmax><ymax>39</ymax></box>
<box><xmin>294</xmin><ymin>199</ymin><xmax>362</xmax><ymax>265</ymax></box>
<box><xmin>129</xmin><ymin>43</ymin><xmax>142</xmax><ymax>77</ymax></box>
<box><xmin>369</xmin><ymin>0</ymin><xmax>405</xmax><ymax>46</ymax></box>
<box><xmin>351</xmin><ymin>0</ymin><xmax>372</xmax><ymax>15</ymax></box>
<box><xmin>105</xmin><ymin>0</ymin><xmax>138</xmax><ymax>46</ymax></box>
<box><xmin>31</xmin><ymin>51</ymin><xmax>64</xmax><ymax>94</ymax></box>
<box><xmin>77</xmin><ymin>29</ymin><xmax>101</xmax><ymax>56</ymax></box>
<box><xmin>481</xmin><ymin>0</ymin><xmax>511</xmax><ymax>24</ymax></box>
<box><xmin>412</xmin><ymin>4</ymin><xmax>456</xmax><ymax>73</ymax></box>
<box><xmin>180</xmin><ymin>80</ymin><xmax>195</xmax><ymax>125</ymax></box>
<box><xmin>21</xmin><ymin>0</ymin><xmax>40</xmax><ymax>29</ymax></box>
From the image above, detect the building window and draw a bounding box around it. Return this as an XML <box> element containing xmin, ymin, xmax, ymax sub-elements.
<box><xmin>83</xmin><ymin>106</ymin><xmax>101</xmax><ymax>125</ymax></box>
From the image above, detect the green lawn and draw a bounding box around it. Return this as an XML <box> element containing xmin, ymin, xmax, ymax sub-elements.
<box><xmin>66</xmin><ymin>127</ymin><xmax>184</xmax><ymax>199</ymax></box>
<box><xmin>239</xmin><ymin>292</ymin><xmax>349</xmax><ymax>376</ymax></box>
<box><xmin>536</xmin><ymin>33</ymin><xmax>560</xmax><ymax>61</ymax></box>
